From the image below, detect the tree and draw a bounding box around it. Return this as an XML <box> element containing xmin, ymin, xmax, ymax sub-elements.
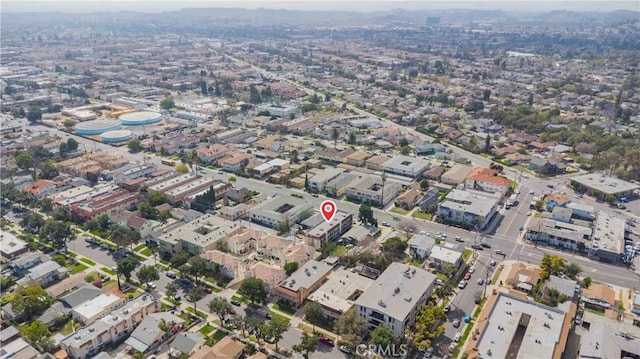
<box><xmin>238</xmin><ymin>277</ymin><xmax>267</xmax><ymax>305</ymax></box>
<box><xmin>582</xmin><ymin>277</ymin><xmax>592</xmax><ymax>288</ymax></box>
<box><xmin>15</xmin><ymin>152</ymin><xmax>34</xmax><ymax>171</ymax></box>
<box><xmin>331</xmin><ymin>128</ymin><xmax>339</xmax><ymax>148</ymax></box>
<box><xmin>293</xmin><ymin>332</ymin><xmax>318</xmax><ymax>359</ymax></box>
<box><xmin>304</xmin><ymin>302</ymin><xmax>324</xmax><ymax>330</ymax></box>
<box><xmin>188</xmin><ymin>256</ymin><xmax>208</xmax><ymax>284</ymax></box>
<box><xmin>26</xmin><ymin>106</ymin><xmax>42</xmax><ymax>122</ymax></box>
<box><xmin>563</xmin><ymin>262</ymin><xmax>582</xmax><ymax>280</ymax></box>
<box><xmin>187</xmin><ymin>286</ymin><xmax>204</xmax><ymax>314</ymax></box>
<box><xmin>38</xmin><ymin>198</ymin><xmax>53</xmax><ymax>216</ymax></box>
<box><xmin>66</xmin><ymin>138</ymin><xmax>78</xmax><ymax>151</ymax></box>
<box><xmin>160</xmin><ymin>98</ymin><xmax>175</xmax><ymax>109</ymax></box>
<box><xmin>249</xmin><ymin>85</ymin><xmax>262</xmax><ymax>104</ymax></box>
<box><xmin>348</xmin><ymin>131</ymin><xmax>357</xmax><ymax>144</ymax></box>
<box><xmin>358</xmin><ymin>204</ymin><xmax>377</xmax><ymax>226</ymax></box>
<box><xmin>283</xmin><ymin>262</ymin><xmax>299</xmax><ymax>276</ymax></box>
<box><xmin>209</xmin><ymin>297</ymin><xmax>232</xmax><ymax>324</ymax></box>
<box><xmin>165</xmin><ymin>282</ymin><xmax>179</xmax><ymax>298</ymax></box>
<box><xmin>262</xmin><ymin>316</ymin><xmax>290</xmax><ymax>351</ymax></box>
<box><xmin>192</xmin><ymin>185</ymin><xmax>216</xmax><ymax>213</ymax></box>
<box><xmin>381</xmin><ymin>236</ymin><xmax>407</xmax><ymax>259</ymax></box>
<box><xmin>399</xmin><ymin>138</ymin><xmax>409</xmax><ymax>147</ymax></box>
<box><xmin>201</xmin><ymin>80</ymin><xmax>208</xmax><ymax>95</ymax></box>
<box><xmin>137</xmin><ymin>265</ymin><xmax>160</xmax><ymax>286</ymax></box>
<box><xmin>483</xmin><ymin>89</ymin><xmax>491</xmax><ymax>102</ymax></box>
<box><xmin>232</xmin><ymin>315</ymin><xmax>248</xmax><ymax>337</ymax></box>
<box><xmin>110</xmin><ymin>225</ymin><xmax>139</xmax><ymax>250</ymax></box>
<box><xmin>127</xmin><ymin>139</ymin><xmax>142</xmax><ymax>153</ymax></box>
<box><xmin>117</xmin><ymin>256</ymin><xmax>140</xmax><ymax>281</ymax></box>
<box><xmin>170</xmin><ymin>251</ymin><xmax>191</xmax><ymax>269</ymax></box>
<box><xmin>290</xmin><ymin>149</ymin><xmax>299</xmax><ymax>164</ymax></box>
<box><xmin>63</xmin><ymin>119</ymin><xmax>77</xmax><ymax>130</ymax></box>
<box><xmin>369</xmin><ymin>324</ymin><xmax>397</xmax><ymax>348</ymax></box>
<box><xmin>484</xmin><ymin>135</ymin><xmax>491</xmax><ymax>154</ymax></box>
<box><xmin>411</xmin><ymin>301</ymin><xmax>446</xmax><ymax>350</ymax></box>
<box><xmin>175</xmin><ymin>164</ymin><xmax>189</xmax><ymax>173</ymax></box>
<box><xmin>40</xmin><ymin>219</ymin><xmax>73</xmax><ymax>252</ymax></box>
<box><xmin>20</xmin><ymin>320</ymin><xmax>52</xmax><ymax>351</ymax></box>
<box><xmin>38</xmin><ymin>162</ymin><xmax>59</xmax><ymax>180</ymax></box>
<box><xmin>228</xmin><ymin>176</ymin><xmax>236</xmax><ymax>183</ymax></box>
<box><xmin>138</xmin><ymin>203</ymin><xmax>159</xmax><ymax>220</ymax></box>
<box><xmin>245</xmin><ymin>315</ymin><xmax>263</xmax><ymax>340</ymax></box>
<box><xmin>334</xmin><ymin>308</ymin><xmax>367</xmax><ymax>346</ymax></box>
<box><xmin>276</xmin><ymin>221</ymin><xmax>290</xmax><ymax>235</ymax></box>
<box><xmin>435</xmin><ymin>283</ymin><xmax>454</xmax><ymax>299</ymax></box>
<box><xmin>11</xmin><ymin>284</ymin><xmax>51</xmax><ymax>319</ymax></box>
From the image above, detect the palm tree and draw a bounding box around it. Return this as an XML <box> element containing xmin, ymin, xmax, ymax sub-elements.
<box><xmin>380</xmin><ymin>172</ymin><xmax>387</xmax><ymax>209</ymax></box>
<box><xmin>331</xmin><ymin>128</ymin><xmax>338</xmax><ymax>149</ymax></box>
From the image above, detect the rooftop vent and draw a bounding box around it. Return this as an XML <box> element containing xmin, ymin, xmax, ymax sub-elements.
<box><xmin>378</xmin><ymin>300</ymin><xmax>386</xmax><ymax>307</ymax></box>
<box><xmin>404</xmin><ymin>297</ymin><xmax>412</xmax><ymax>302</ymax></box>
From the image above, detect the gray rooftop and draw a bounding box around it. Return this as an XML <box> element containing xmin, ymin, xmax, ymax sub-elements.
<box><xmin>170</xmin><ymin>332</ymin><xmax>205</xmax><ymax>354</ymax></box>
<box><xmin>578</xmin><ymin>321</ymin><xmax>640</xmax><ymax>358</ymax></box>
<box><xmin>381</xmin><ymin>155</ymin><xmax>431</xmax><ymax>176</ymax></box>
<box><xmin>355</xmin><ymin>263</ymin><xmax>436</xmax><ymax>322</ymax></box>
<box><xmin>0</xmin><ymin>233</ymin><xmax>27</xmax><ymax>257</ymax></box>
<box><xmin>126</xmin><ymin>312</ymin><xmax>185</xmax><ymax>351</ymax></box>
<box><xmin>407</xmin><ymin>233</ymin><xmax>437</xmax><ymax>251</ymax></box>
<box><xmin>60</xmin><ymin>283</ymin><xmax>103</xmax><ymax>308</ymax></box>
<box><xmin>547</xmin><ymin>275</ymin><xmax>578</xmax><ymax>299</ymax></box>
<box><xmin>16</xmin><ymin>260</ymin><xmax>67</xmax><ymax>286</ymax></box>
<box><xmin>308</xmin><ymin>269</ymin><xmax>374</xmax><ymax>314</ymax></box>
<box><xmin>278</xmin><ymin>260</ymin><xmax>332</xmax><ymax>292</ymax></box>
<box><xmin>440</xmin><ymin>189</ymin><xmax>498</xmax><ymax>218</ymax></box>
<box><xmin>310</xmin><ymin>167</ymin><xmax>345</xmax><ymax>184</ymax></box>
<box><xmin>592</xmin><ymin>214</ymin><xmax>625</xmax><ymax>254</ymax></box>
<box><xmin>476</xmin><ymin>292</ymin><xmax>567</xmax><ymax>359</ymax></box>
<box><xmin>572</xmin><ymin>173</ymin><xmax>639</xmax><ymax>195</ymax></box>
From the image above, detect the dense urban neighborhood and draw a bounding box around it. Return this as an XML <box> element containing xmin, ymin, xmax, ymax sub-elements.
<box><xmin>1</xmin><ymin>4</ymin><xmax>640</xmax><ymax>359</ymax></box>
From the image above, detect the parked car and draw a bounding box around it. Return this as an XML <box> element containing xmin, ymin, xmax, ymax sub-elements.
<box><xmin>92</xmin><ymin>280</ymin><xmax>103</xmax><ymax>288</ymax></box>
<box><xmin>339</xmin><ymin>346</ymin><xmax>352</xmax><ymax>354</ymax></box>
<box><xmin>477</xmin><ymin>278</ymin><xmax>484</xmax><ymax>285</ymax></box>
<box><xmin>84</xmin><ymin>237</ymin><xmax>95</xmax><ymax>244</ymax></box>
<box><xmin>318</xmin><ymin>337</ymin><xmax>335</xmax><ymax>346</ymax></box>
<box><xmin>471</xmin><ymin>244</ymin><xmax>483</xmax><ymax>250</ymax></box>
<box><xmin>101</xmin><ymin>276</ymin><xmax>110</xmax><ymax>283</ymax></box>
<box><xmin>382</xmin><ymin>222</ymin><xmax>391</xmax><ymax>227</ymax></box>
<box><xmin>455</xmin><ymin>236</ymin><xmax>464</xmax><ymax>242</ymax></box>
<box><xmin>435</xmin><ymin>278</ymin><xmax>444</xmax><ymax>286</ymax></box>
<box><xmin>495</xmin><ymin>249</ymin><xmax>505</xmax><ymax>256</ymax></box>
<box><xmin>463</xmin><ymin>273</ymin><xmax>471</xmax><ymax>281</ymax></box>
<box><xmin>453</xmin><ymin>332</ymin><xmax>462</xmax><ymax>342</ymax></box>
<box><xmin>458</xmin><ymin>281</ymin><xmax>467</xmax><ymax>289</ymax></box>
<box><xmin>228</xmin><ymin>308</ymin><xmax>236</xmax><ymax>315</ymax></box>
<box><xmin>489</xmin><ymin>260</ymin><xmax>496</xmax><ymax>266</ymax></box>
<box><xmin>424</xmin><ymin>347</ymin><xmax>434</xmax><ymax>358</ymax></box>
<box><xmin>452</xmin><ymin>319</ymin><xmax>460</xmax><ymax>328</ymax></box>
<box><xmin>230</xmin><ymin>300</ymin><xmax>241</xmax><ymax>306</ymax></box>
<box><xmin>481</xmin><ymin>242</ymin><xmax>491</xmax><ymax>248</ymax></box>
<box><xmin>147</xmin><ymin>282</ymin><xmax>156</xmax><ymax>289</ymax></box>
<box><xmin>468</xmin><ymin>267</ymin><xmax>476</xmax><ymax>274</ymax></box>
<box><xmin>204</xmin><ymin>287</ymin><xmax>212</xmax><ymax>294</ymax></box>
<box><xmin>165</xmin><ymin>271</ymin><xmax>177</xmax><ymax>279</ymax></box>
<box><xmin>444</xmin><ymin>305</ymin><xmax>451</xmax><ymax>313</ymax></box>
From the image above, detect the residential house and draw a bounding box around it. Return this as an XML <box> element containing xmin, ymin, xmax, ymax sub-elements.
<box><xmin>16</xmin><ymin>260</ymin><xmax>68</xmax><ymax>288</ymax></box>
<box><xmin>344</xmin><ymin>151</ymin><xmax>373</xmax><ymax>167</ymax></box>
<box><xmin>545</xmin><ymin>193</ymin><xmax>571</xmax><ymax>211</ymax></box>
<box><xmin>23</xmin><ymin>179</ymin><xmax>56</xmax><ymax>198</ymax></box>
<box><xmin>427</xmin><ymin>246</ymin><xmax>463</xmax><ymax>273</ymax></box>
<box><xmin>418</xmin><ymin>188</ymin><xmax>440</xmax><ymax>213</ymax></box>
<box><xmin>414</xmin><ymin>143</ymin><xmax>447</xmax><ymax>156</ymax></box>
<box><xmin>581</xmin><ymin>283</ymin><xmax>616</xmax><ymax>311</ymax></box>
<box><xmin>423</xmin><ymin>166</ymin><xmax>445</xmax><ymax>181</ymax></box>
<box><xmin>394</xmin><ymin>188</ymin><xmax>422</xmax><ymax>210</ymax></box>
<box><xmin>206</xmin><ymin>336</ymin><xmax>245</xmax><ymax>359</ymax></box>
<box><xmin>10</xmin><ymin>252</ymin><xmax>47</xmax><ymax>276</ymax></box>
<box><xmin>220</xmin><ymin>153</ymin><xmax>253</xmax><ymax>173</ymax></box>
<box><xmin>529</xmin><ymin>156</ymin><xmax>565</xmax><ymax>175</ymax></box>
<box><xmin>365</xmin><ymin>155</ymin><xmax>392</xmax><ymax>171</ymax></box>
<box><xmin>274</xmin><ymin>260</ymin><xmax>332</xmax><ymax>308</ymax></box>
<box><xmin>440</xmin><ymin>164</ymin><xmax>473</xmax><ymax>185</ymax></box>
<box><xmin>407</xmin><ymin>233</ymin><xmax>437</xmax><ymax>260</ymax></box>
<box><xmin>249</xmin><ymin>195</ymin><xmax>313</xmax><ymax>229</ymax></box>
<box><xmin>125</xmin><ymin>312</ymin><xmax>185</xmax><ymax>354</ymax></box>
<box><xmin>284</xmin><ymin>243</ymin><xmax>316</xmax><ymax>266</ymax></box>
<box><xmin>225</xmin><ymin>187</ymin><xmax>252</xmax><ymax>206</ymax></box>
<box><xmin>325</xmin><ymin>173</ymin><xmax>361</xmax><ymax>197</ymax></box>
<box><xmin>505</xmin><ymin>263</ymin><xmax>541</xmax><ymax>294</ymax></box>
<box><xmin>552</xmin><ymin>207</ymin><xmax>573</xmax><ymax>223</ymax></box>
<box><xmin>168</xmin><ymin>332</ymin><xmax>205</xmax><ymax>358</ymax></box>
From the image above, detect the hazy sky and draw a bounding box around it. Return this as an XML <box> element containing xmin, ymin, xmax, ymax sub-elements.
<box><xmin>2</xmin><ymin>0</ymin><xmax>638</xmax><ymax>13</ymax></box>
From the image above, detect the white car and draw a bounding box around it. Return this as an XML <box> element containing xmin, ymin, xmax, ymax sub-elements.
<box><xmin>458</xmin><ymin>281</ymin><xmax>467</xmax><ymax>289</ymax></box>
<box><xmin>147</xmin><ymin>282</ymin><xmax>156</xmax><ymax>289</ymax></box>
<box><xmin>453</xmin><ymin>332</ymin><xmax>462</xmax><ymax>342</ymax></box>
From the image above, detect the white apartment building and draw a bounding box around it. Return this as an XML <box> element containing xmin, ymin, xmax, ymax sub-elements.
<box><xmin>437</xmin><ymin>189</ymin><xmax>499</xmax><ymax>230</ymax></box>
<box><xmin>249</xmin><ymin>195</ymin><xmax>313</xmax><ymax>229</ymax></box>
<box><xmin>346</xmin><ymin>176</ymin><xmax>403</xmax><ymax>207</ymax></box>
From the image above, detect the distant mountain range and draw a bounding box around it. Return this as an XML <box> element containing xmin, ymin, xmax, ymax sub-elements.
<box><xmin>2</xmin><ymin>7</ymin><xmax>638</xmax><ymax>28</ymax></box>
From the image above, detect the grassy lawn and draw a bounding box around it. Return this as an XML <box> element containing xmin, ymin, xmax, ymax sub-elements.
<box><xmin>67</xmin><ymin>263</ymin><xmax>89</xmax><ymax>275</ymax></box>
<box><xmin>268</xmin><ymin>311</ymin><xmax>291</xmax><ymax>324</ymax></box>
<box><xmin>185</xmin><ymin>307</ymin><xmax>208</xmax><ymax>318</ymax></box>
<box><xmin>211</xmin><ymin>286</ymin><xmax>222</xmax><ymax>293</ymax></box>
<box><xmin>272</xmin><ymin>302</ymin><xmax>296</xmax><ymax>316</ymax></box>
<box><xmin>101</xmin><ymin>267</ymin><xmax>116</xmax><ymax>275</ymax></box>
<box><xmin>390</xmin><ymin>207</ymin><xmax>409</xmax><ymax>215</ymax></box>
<box><xmin>462</xmin><ymin>249</ymin><xmax>472</xmax><ymax>261</ymax></box>
<box><xmin>60</xmin><ymin>319</ymin><xmax>74</xmax><ymax>335</ymax></box>
<box><xmin>160</xmin><ymin>259</ymin><xmax>170</xmax><ymax>266</ymax></box>
<box><xmin>140</xmin><ymin>247</ymin><xmax>152</xmax><ymax>256</ymax></box>
<box><xmin>78</xmin><ymin>257</ymin><xmax>96</xmax><ymax>266</ymax></box>
<box><xmin>491</xmin><ymin>266</ymin><xmax>503</xmax><ymax>285</ymax></box>
<box><xmin>584</xmin><ymin>307</ymin><xmax>604</xmax><ymax>316</ymax></box>
<box><xmin>231</xmin><ymin>295</ymin><xmax>250</xmax><ymax>305</ymax></box>
<box><xmin>534</xmin><ymin>212</ymin><xmax>542</xmax><ymax>218</ymax></box>
<box><xmin>199</xmin><ymin>325</ymin><xmax>215</xmax><ymax>336</ymax></box>
<box><xmin>164</xmin><ymin>297</ymin><xmax>181</xmax><ymax>306</ymax></box>
<box><xmin>133</xmin><ymin>243</ymin><xmax>146</xmax><ymax>252</ymax></box>
<box><xmin>412</xmin><ymin>211</ymin><xmax>432</xmax><ymax>220</ymax></box>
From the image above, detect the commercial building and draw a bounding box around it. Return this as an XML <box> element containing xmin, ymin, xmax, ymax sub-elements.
<box><xmin>437</xmin><ymin>189</ymin><xmax>499</xmax><ymax>230</ymax></box>
<box><xmin>355</xmin><ymin>263</ymin><xmax>437</xmax><ymax>336</ymax></box>
<box><xmin>381</xmin><ymin>155</ymin><xmax>431</xmax><ymax>178</ymax></box>
<box><xmin>570</xmin><ymin>173</ymin><xmax>639</xmax><ymax>200</ymax></box>
<box><xmin>119</xmin><ymin>111</ymin><xmax>162</xmax><ymax>126</ymax></box>
<box><xmin>275</xmin><ymin>260</ymin><xmax>332</xmax><ymax>308</ymax></box>
<box><xmin>308</xmin><ymin>269</ymin><xmax>374</xmax><ymax>320</ymax></box>
<box><xmin>164</xmin><ymin>177</ymin><xmax>219</xmax><ymax>204</ymax></box>
<box><xmin>112</xmin><ymin>164</ymin><xmax>156</xmax><ymax>185</ymax></box>
<box><xmin>305</xmin><ymin>211</ymin><xmax>353</xmax><ymax>249</ymax></box>
<box><xmin>463</xmin><ymin>291</ymin><xmax>571</xmax><ymax>359</ymax></box>
<box><xmin>589</xmin><ymin>214</ymin><xmax>626</xmax><ymax>264</ymax></box>
<box><xmin>249</xmin><ymin>195</ymin><xmax>314</xmax><ymax>229</ymax></box>
<box><xmin>147</xmin><ymin>173</ymin><xmax>200</xmax><ymax>195</ymax></box>
<box><xmin>60</xmin><ymin>294</ymin><xmax>160</xmax><ymax>359</ymax></box>
<box><xmin>258</xmin><ymin>104</ymin><xmax>299</xmax><ymax>118</ymax></box>
<box><xmin>0</xmin><ymin>233</ymin><xmax>28</xmax><ymax>259</ymax></box>
<box><xmin>346</xmin><ymin>176</ymin><xmax>403</xmax><ymax>207</ymax></box>
<box><xmin>70</xmin><ymin>189</ymin><xmax>139</xmax><ymax>221</ymax></box>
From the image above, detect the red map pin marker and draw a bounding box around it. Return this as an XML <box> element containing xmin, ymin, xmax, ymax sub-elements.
<box><xmin>320</xmin><ymin>200</ymin><xmax>337</xmax><ymax>222</ymax></box>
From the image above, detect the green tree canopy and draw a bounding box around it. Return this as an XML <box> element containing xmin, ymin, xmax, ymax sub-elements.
<box><xmin>411</xmin><ymin>301</ymin><xmax>447</xmax><ymax>350</ymax></box>
<box><xmin>11</xmin><ymin>284</ymin><xmax>51</xmax><ymax>319</ymax></box>
<box><xmin>283</xmin><ymin>262</ymin><xmax>299</xmax><ymax>276</ymax></box>
<box><xmin>333</xmin><ymin>308</ymin><xmax>367</xmax><ymax>346</ymax></box>
<box><xmin>160</xmin><ymin>98</ymin><xmax>175</xmax><ymax>109</ymax></box>
<box><xmin>358</xmin><ymin>204</ymin><xmax>377</xmax><ymax>226</ymax></box>
<box><xmin>262</xmin><ymin>316</ymin><xmax>290</xmax><ymax>351</ymax></box>
<box><xmin>117</xmin><ymin>256</ymin><xmax>140</xmax><ymax>281</ymax></box>
<box><xmin>369</xmin><ymin>324</ymin><xmax>397</xmax><ymax>348</ymax></box>
<box><xmin>208</xmin><ymin>297</ymin><xmax>232</xmax><ymax>324</ymax></box>
<box><xmin>127</xmin><ymin>139</ymin><xmax>142</xmax><ymax>153</ymax></box>
<box><xmin>293</xmin><ymin>332</ymin><xmax>318</xmax><ymax>359</ymax></box>
<box><xmin>137</xmin><ymin>265</ymin><xmax>160</xmax><ymax>286</ymax></box>
<box><xmin>238</xmin><ymin>277</ymin><xmax>267</xmax><ymax>305</ymax></box>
